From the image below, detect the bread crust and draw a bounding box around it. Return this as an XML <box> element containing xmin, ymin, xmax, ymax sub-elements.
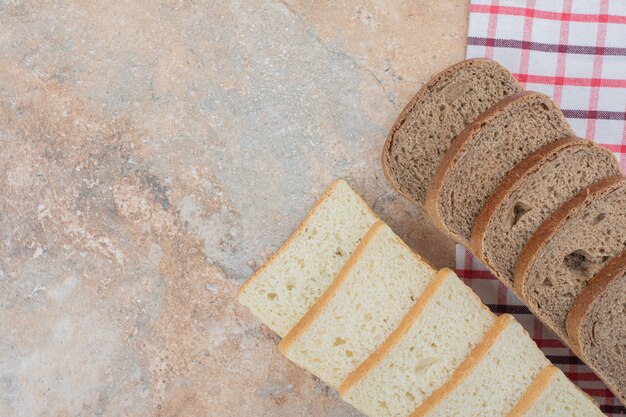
<box><xmin>471</xmin><ymin>138</ymin><xmax>619</xmax><ymax>282</ymax></box>
<box><xmin>506</xmin><ymin>290</ymin><xmax>625</xmax><ymax>409</ymax></box>
<box><xmin>381</xmin><ymin>58</ymin><xmax>515</xmax><ymax>207</ymax></box>
<box><xmin>339</xmin><ymin>268</ymin><xmax>492</xmax><ymax>397</ymax></box>
<box><xmin>566</xmin><ymin>249</ymin><xmax>626</xmax><ymax>354</ymax></box>
<box><xmin>279</xmin><ymin>221</ymin><xmax>435</xmax><ymax>355</ymax></box>
<box><xmin>566</xmin><ymin>249</ymin><xmax>626</xmax><ymax>405</ymax></box>
<box><xmin>409</xmin><ymin>314</ymin><xmax>515</xmax><ymax>417</ymax></box>
<box><xmin>424</xmin><ymin>91</ymin><xmax>540</xmax><ymax>247</ymax></box>
<box><xmin>237</xmin><ymin>179</ymin><xmax>378</xmax><ymax>300</ymax></box>
<box><xmin>505</xmin><ymin>365</ymin><xmax>559</xmax><ymax>417</ymax></box>
<box><xmin>472</xmin><ymin>137</ymin><xmax>581</xmax><ymax>260</ymax></box>
<box><xmin>513</xmin><ymin>175</ymin><xmax>625</xmax><ymax>302</ymax></box>
<box><xmin>338</xmin><ymin>268</ymin><xmax>451</xmax><ymax>395</ymax></box>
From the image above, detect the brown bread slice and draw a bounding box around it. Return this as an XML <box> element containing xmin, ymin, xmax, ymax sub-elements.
<box><xmin>472</xmin><ymin>138</ymin><xmax>621</xmax><ymax>286</ymax></box>
<box><xmin>515</xmin><ymin>175</ymin><xmax>626</xmax><ymax>341</ymax></box>
<box><xmin>426</xmin><ymin>91</ymin><xmax>574</xmax><ymax>246</ymax></box>
<box><xmin>567</xmin><ymin>249</ymin><xmax>626</xmax><ymax>405</ymax></box>
<box><xmin>382</xmin><ymin>59</ymin><xmax>521</xmax><ymax>205</ymax></box>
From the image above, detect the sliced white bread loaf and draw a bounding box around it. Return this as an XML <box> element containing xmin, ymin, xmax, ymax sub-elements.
<box><xmin>382</xmin><ymin>59</ymin><xmax>521</xmax><ymax>205</ymax></box>
<box><xmin>506</xmin><ymin>365</ymin><xmax>604</xmax><ymax>417</ymax></box>
<box><xmin>339</xmin><ymin>268</ymin><xmax>495</xmax><ymax>417</ymax></box>
<box><xmin>515</xmin><ymin>175</ymin><xmax>626</xmax><ymax>342</ymax></box>
<box><xmin>279</xmin><ymin>222</ymin><xmax>436</xmax><ymax>388</ymax></box>
<box><xmin>238</xmin><ymin>179</ymin><xmax>378</xmax><ymax>337</ymax></box>
<box><xmin>425</xmin><ymin>91</ymin><xmax>574</xmax><ymax>246</ymax></box>
<box><xmin>567</xmin><ymin>249</ymin><xmax>626</xmax><ymax>405</ymax></box>
<box><xmin>410</xmin><ymin>314</ymin><xmax>549</xmax><ymax>417</ymax></box>
<box><xmin>472</xmin><ymin>138</ymin><xmax>621</xmax><ymax>286</ymax></box>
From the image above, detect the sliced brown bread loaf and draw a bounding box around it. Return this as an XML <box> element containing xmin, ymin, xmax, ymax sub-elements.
<box><xmin>472</xmin><ymin>138</ymin><xmax>621</xmax><ymax>285</ymax></box>
<box><xmin>567</xmin><ymin>249</ymin><xmax>626</xmax><ymax>405</ymax></box>
<box><xmin>382</xmin><ymin>59</ymin><xmax>521</xmax><ymax>205</ymax></box>
<box><xmin>425</xmin><ymin>91</ymin><xmax>574</xmax><ymax>246</ymax></box>
<box><xmin>515</xmin><ymin>175</ymin><xmax>626</xmax><ymax>341</ymax></box>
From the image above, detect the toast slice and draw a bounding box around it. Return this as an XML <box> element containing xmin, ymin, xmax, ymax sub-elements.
<box><xmin>567</xmin><ymin>249</ymin><xmax>626</xmax><ymax>405</ymax></box>
<box><xmin>382</xmin><ymin>59</ymin><xmax>521</xmax><ymax>205</ymax></box>
<box><xmin>238</xmin><ymin>179</ymin><xmax>378</xmax><ymax>337</ymax></box>
<box><xmin>279</xmin><ymin>222</ymin><xmax>436</xmax><ymax>388</ymax></box>
<box><xmin>425</xmin><ymin>91</ymin><xmax>574</xmax><ymax>246</ymax></box>
<box><xmin>472</xmin><ymin>138</ymin><xmax>621</xmax><ymax>285</ymax></box>
<box><xmin>339</xmin><ymin>268</ymin><xmax>495</xmax><ymax>417</ymax></box>
<box><xmin>515</xmin><ymin>175</ymin><xmax>626</xmax><ymax>341</ymax></box>
<box><xmin>410</xmin><ymin>314</ymin><xmax>549</xmax><ymax>417</ymax></box>
<box><xmin>506</xmin><ymin>365</ymin><xmax>604</xmax><ymax>417</ymax></box>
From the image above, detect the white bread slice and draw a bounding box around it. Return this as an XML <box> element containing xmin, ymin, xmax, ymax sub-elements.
<box><xmin>339</xmin><ymin>268</ymin><xmax>495</xmax><ymax>417</ymax></box>
<box><xmin>411</xmin><ymin>314</ymin><xmax>549</xmax><ymax>417</ymax></box>
<box><xmin>507</xmin><ymin>365</ymin><xmax>604</xmax><ymax>417</ymax></box>
<box><xmin>238</xmin><ymin>179</ymin><xmax>378</xmax><ymax>337</ymax></box>
<box><xmin>279</xmin><ymin>222</ymin><xmax>436</xmax><ymax>388</ymax></box>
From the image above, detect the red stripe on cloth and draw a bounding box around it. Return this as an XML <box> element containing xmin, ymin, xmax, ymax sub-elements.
<box><xmin>485</xmin><ymin>0</ymin><xmax>500</xmax><ymax>59</ymax></box>
<box><xmin>564</xmin><ymin>371</ymin><xmax>606</xmax><ymax>382</ymax></box>
<box><xmin>553</xmin><ymin>0</ymin><xmax>573</xmax><ymax>105</ymax></box>
<box><xmin>513</xmin><ymin>73</ymin><xmax>626</xmax><ymax>87</ymax></box>
<box><xmin>517</xmin><ymin>0</ymin><xmax>537</xmax><ymax>88</ymax></box>
<box><xmin>533</xmin><ymin>317</ymin><xmax>544</xmax><ymax>347</ymax></box>
<box><xmin>469</xmin><ymin>4</ymin><xmax>626</xmax><ymax>24</ymax></box>
<box><xmin>455</xmin><ymin>268</ymin><xmax>497</xmax><ymax>280</ymax></box>
<box><xmin>603</xmin><ymin>143</ymin><xmax>626</xmax><ymax>153</ymax></box>
<box><xmin>497</xmin><ymin>279</ymin><xmax>507</xmax><ymax>304</ymax></box>
<box><xmin>459</xmin><ymin>249</ymin><xmax>477</xmax><ymax>286</ymax></box>
<box><xmin>464</xmin><ymin>248</ymin><xmax>473</xmax><ymax>274</ymax></box>
<box><xmin>585</xmin><ymin>0</ymin><xmax>610</xmax><ymax>140</ymax></box>
<box><xmin>533</xmin><ymin>338</ymin><xmax>567</xmax><ymax>349</ymax></box>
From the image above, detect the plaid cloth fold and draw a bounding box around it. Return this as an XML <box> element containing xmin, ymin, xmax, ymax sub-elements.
<box><xmin>464</xmin><ymin>0</ymin><xmax>626</xmax><ymax>414</ymax></box>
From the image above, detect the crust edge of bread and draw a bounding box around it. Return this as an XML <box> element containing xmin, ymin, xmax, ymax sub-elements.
<box><xmin>471</xmin><ymin>138</ymin><xmax>579</xmax><ymax>270</ymax></box>
<box><xmin>278</xmin><ymin>221</ymin><xmax>435</xmax><ymax>354</ymax></box>
<box><xmin>513</xmin><ymin>175</ymin><xmax>625</xmax><ymax>302</ymax></box>
<box><xmin>237</xmin><ymin>179</ymin><xmax>378</xmax><ymax>299</ymax></box>
<box><xmin>424</xmin><ymin>90</ymin><xmax>540</xmax><ymax>247</ymax></box>
<box><xmin>505</xmin><ymin>365</ymin><xmax>559</xmax><ymax>417</ymax></box>
<box><xmin>381</xmin><ymin>58</ymin><xmax>513</xmax><ymax>207</ymax></box>
<box><xmin>240</xmin><ymin>178</ymin><xmax>337</xmax><ymax>297</ymax></box>
<box><xmin>470</xmin><ymin>138</ymin><xmax>620</xmax><ymax>282</ymax></box>
<box><xmin>278</xmin><ymin>221</ymin><xmax>386</xmax><ymax>353</ymax></box>
<box><xmin>567</xmin><ymin>249</ymin><xmax>626</xmax><ymax>353</ymax></box>
<box><xmin>338</xmin><ymin>268</ymin><xmax>462</xmax><ymax>396</ymax></box>
<box><xmin>566</xmin><ymin>249</ymin><xmax>626</xmax><ymax>404</ymax></box>
<box><xmin>408</xmin><ymin>314</ymin><xmax>515</xmax><ymax>417</ymax></box>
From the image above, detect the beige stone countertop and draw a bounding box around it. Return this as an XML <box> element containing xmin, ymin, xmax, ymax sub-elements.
<box><xmin>0</xmin><ymin>1</ymin><xmax>468</xmax><ymax>415</ymax></box>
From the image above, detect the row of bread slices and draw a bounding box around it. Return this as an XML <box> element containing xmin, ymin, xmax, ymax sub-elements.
<box><xmin>382</xmin><ymin>59</ymin><xmax>626</xmax><ymax>404</ymax></box>
<box><xmin>238</xmin><ymin>180</ymin><xmax>604</xmax><ymax>417</ymax></box>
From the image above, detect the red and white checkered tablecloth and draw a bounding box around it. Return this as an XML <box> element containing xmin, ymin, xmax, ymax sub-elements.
<box><xmin>463</xmin><ymin>0</ymin><xmax>626</xmax><ymax>414</ymax></box>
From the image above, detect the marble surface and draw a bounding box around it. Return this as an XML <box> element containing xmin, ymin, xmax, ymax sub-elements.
<box><xmin>0</xmin><ymin>1</ymin><xmax>468</xmax><ymax>415</ymax></box>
